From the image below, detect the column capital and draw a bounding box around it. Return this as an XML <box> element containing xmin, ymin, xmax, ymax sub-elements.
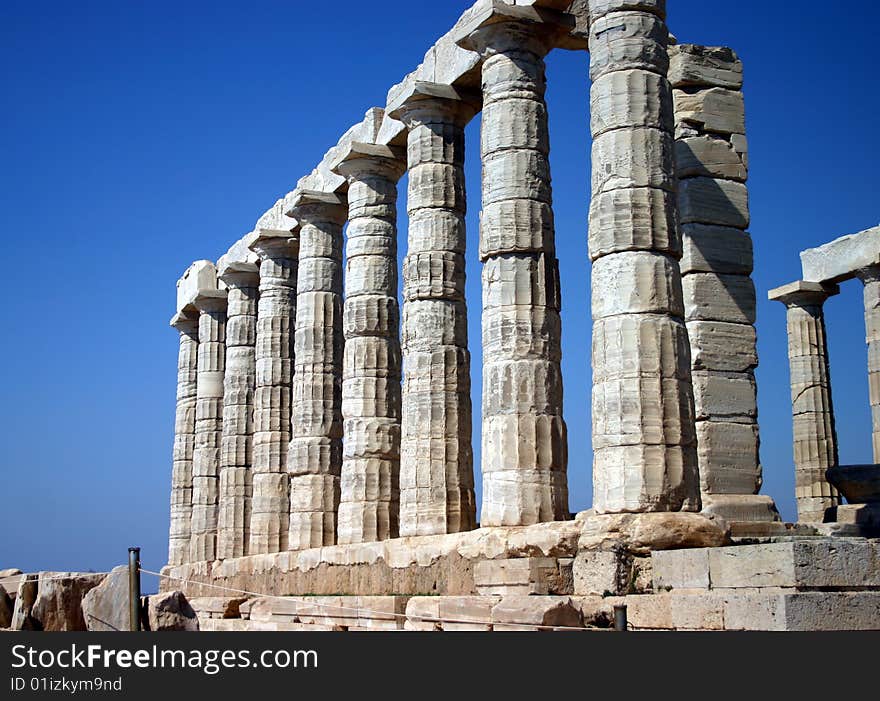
<box><xmin>169</xmin><ymin>310</ymin><xmax>199</xmax><ymax>334</ymax></box>
<box><xmin>248</xmin><ymin>229</ymin><xmax>300</xmax><ymax>260</ymax></box>
<box><xmin>217</xmin><ymin>260</ymin><xmax>259</xmax><ymax>289</ymax></box>
<box><xmin>768</xmin><ymin>280</ymin><xmax>839</xmax><ymax>308</ymax></box>
<box><xmin>285</xmin><ymin>189</ymin><xmax>348</xmax><ymax>227</ymax></box>
<box><xmin>191</xmin><ymin>288</ymin><xmax>228</xmax><ymax>314</ymax></box>
<box><xmin>330</xmin><ymin>142</ymin><xmax>406</xmax><ymax>183</ymax></box>
<box><xmin>387</xmin><ymin>81</ymin><xmax>480</xmax><ymax>128</ymax></box>
<box><xmin>453</xmin><ymin>2</ymin><xmax>575</xmax><ymax>57</ymax></box>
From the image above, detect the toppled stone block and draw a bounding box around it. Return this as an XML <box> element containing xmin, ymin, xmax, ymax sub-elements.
<box><xmin>82</xmin><ymin>566</ymin><xmax>128</xmax><ymax>631</ymax></box>
<box><xmin>0</xmin><ymin>584</ymin><xmax>12</xmax><ymax>628</ymax></box>
<box><xmin>30</xmin><ymin>573</ymin><xmax>106</xmax><ymax>632</ymax></box>
<box><xmin>490</xmin><ymin>596</ymin><xmax>583</xmax><ymax>631</ymax></box>
<box><xmin>147</xmin><ymin>591</ymin><xmax>199</xmax><ymax>631</ymax></box>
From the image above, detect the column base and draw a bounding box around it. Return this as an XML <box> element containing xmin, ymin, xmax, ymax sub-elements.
<box><xmin>701</xmin><ymin>494</ymin><xmax>782</xmax><ymax>532</ymax></box>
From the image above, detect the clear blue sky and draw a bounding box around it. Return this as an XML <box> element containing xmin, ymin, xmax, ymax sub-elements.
<box><xmin>2</xmin><ymin>1</ymin><xmax>878</xmax><ymax>584</ymax></box>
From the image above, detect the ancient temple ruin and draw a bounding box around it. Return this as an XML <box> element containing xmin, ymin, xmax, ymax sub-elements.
<box><xmin>161</xmin><ymin>0</ymin><xmax>880</xmax><ymax>631</ymax></box>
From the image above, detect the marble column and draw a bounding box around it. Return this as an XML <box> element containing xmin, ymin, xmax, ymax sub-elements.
<box><xmin>249</xmin><ymin>231</ymin><xmax>299</xmax><ymax>554</ymax></box>
<box><xmin>460</xmin><ymin>18</ymin><xmax>568</xmax><ymax>527</ymax></box>
<box><xmin>670</xmin><ymin>43</ymin><xmax>778</xmax><ymax>523</ymax></box>
<box><xmin>168</xmin><ymin>311</ymin><xmax>199</xmax><ymax>566</ymax></box>
<box><xmin>769</xmin><ymin>281</ymin><xmax>840</xmax><ymax>523</ymax></box>
<box><xmin>587</xmin><ymin>0</ymin><xmax>700</xmax><ymax>513</ymax></box>
<box><xmin>286</xmin><ymin>192</ymin><xmax>347</xmax><ymax>550</ymax></box>
<box><xmin>216</xmin><ymin>262</ymin><xmax>259</xmax><ymax>559</ymax></box>
<box><xmin>857</xmin><ymin>266</ymin><xmax>880</xmax><ymax>463</ymax></box>
<box><xmin>333</xmin><ymin>144</ymin><xmax>405</xmax><ymax>545</ymax></box>
<box><xmin>190</xmin><ymin>289</ymin><xmax>228</xmax><ymax>562</ymax></box>
<box><xmin>391</xmin><ymin>86</ymin><xmax>477</xmax><ymax>536</ymax></box>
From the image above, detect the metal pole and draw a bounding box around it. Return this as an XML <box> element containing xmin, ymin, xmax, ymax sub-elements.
<box><xmin>613</xmin><ymin>604</ymin><xmax>628</xmax><ymax>632</ymax></box>
<box><xmin>128</xmin><ymin>547</ymin><xmax>141</xmax><ymax>632</ymax></box>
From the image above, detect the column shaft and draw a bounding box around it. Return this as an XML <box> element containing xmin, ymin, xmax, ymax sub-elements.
<box><xmin>858</xmin><ymin>268</ymin><xmax>880</xmax><ymax>462</ymax></box>
<box><xmin>168</xmin><ymin>314</ymin><xmax>199</xmax><ymax>566</ymax></box>
<box><xmin>470</xmin><ymin>21</ymin><xmax>568</xmax><ymax>526</ymax></box>
<box><xmin>249</xmin><ymin>235</ymin><xmax>298</xmax><ymax>554</ymax></box>
<box><xmin>190</xmin><ymin>300</ymin><xmax>227</xmax><ymax>562</ymax></box>
<box><xmin>396</xmin><ymin>99</ymin><xmax>476</xmax><ymax>536</ymax></box>
<box><xmin>287</xmin><ymin>199</ymin><xmax>346</xmax><ymax>549</ymax></box>
<box><xmin>336</xmin><ymin>153</ymin><xmax>405</xmax><ymax>544</ymax></box>
<box><xmin>588</xmin><ymin>0</ymin><xmax>700</xmax><ymax>513</ymax></box>
<box><xmin>216</xmin><ymin>268</ymin><xmax>259</xmax><ymax>559</ymax></box>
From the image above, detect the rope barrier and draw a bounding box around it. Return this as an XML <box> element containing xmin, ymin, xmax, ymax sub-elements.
<box><xmin>140</xmin><ymin>567</ymin><xmax>606</xmax><ymax>632</ymax></box>
<box><xmin>0</xmin><ymin>572</ymin><xmax>112</xmax><ymax>586</ymax></box>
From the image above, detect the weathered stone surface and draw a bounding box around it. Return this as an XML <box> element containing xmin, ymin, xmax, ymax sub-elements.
<box><xmin>801</xmin><ymin>225</ymin><xmax>880</xmax><ymax>284</ymax></box>
<box><xmin>10</xmin><ymin>575</ymin><xmax>38</xmax><ymax>630</ymax></box>
<box><xmin>678</xmin><ymin>177</ymin><xmax>749</xmax><ymax>228</ymax></box>
<box><xmin>578</xmin><ymin>512</ymin><xmax>728</xmax><ymax>555</ymax></box>
<box><xmin>676</xmin><ymin>137</ymin><xmax>747</xmax><ymax>182</ymax></box>
<box><xmin>858</xmin><ymin>267</ymin><xmax>880</xmax><ymax>463</ymax></box>
<box><xmin>490</xmin><ymin>595</ymin><xmax>584</xmax><ymax>630</ymax></box>
<box><xmin>406</xmin><ymin>595</ymin><xmax>498</xmax><ymax>631</ymax></box>
<box><xmin>588</xmin><ymin>187</ymin><xmax>680</xmax><ymax>260</ymax></box>
<box><xmin>589</xmin><ymin>11</ymin><xmax>669</xmax><ymax>82</ymax></box>
<box><xmin>701</xmin><ymin>494</ymin><xmax>780</xmax><ymax>525</ymax></box>
<box><xmin>686</xmin><ymin>321</ymin><xmax>757</xmax><ymax>372</ymax></box>
<box><xmin>590</xmin><ymin>68</ymin><xmax>673</xmax><ymax>137</ymax></box>
<box><xmin>673</xmin><ymin>87</ymin><xmax>744</xmax><ymax>135</ymax></box>
<box><xmin>573</xmin><ymin>549</ymin><xmax>652</xmax><ymax>596</ymax></box>
<box><xmin>692</xmin><ymin>370</ymin><xmax>756</xmax><ymax>422</ymax></box>
<box><xmin>30</xmin><ymin>573</ymin><xmax>106</xmax><ymax>631</ymax></box>
<box><xmin>82</xmin><ymin>566</ymin><xmax>128</xmax><ymax>631</ymax></box>
<box><xmin>669</xmin><ymin>44</ymin><xmax>743</xmax><ymax>90</ymax></box>
<box><xmin>474</xmin><ymin>557</ymin><xmax>570</xmax><ymax>596</ymax></box>
<box><xmin>683</xmin><ymin>273</ymin><xmax>755</xmax><ymax>324</ymax></box>
<box><xmin>696</xmin><ymin>421</ymin><xmax>760</xmax><ymax>494</ymax></box>
<box><xmin>0</xmin><ymin>584</ymin><xmax>12</xmax><ymax>628</ymax></box>
<box><xmin>147</xmin><ymin>591</ymin><xmax>199</xmax><ymax>631</ymax></box>
<box><xmin>591</xmin><ymin>126</ymin><xmax>675</xmax><ymax>194</ymax></box>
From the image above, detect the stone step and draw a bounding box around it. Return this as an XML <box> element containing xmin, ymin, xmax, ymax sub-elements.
<box><xmin>618</xmin><ymin>591</ymin><xmax>880</xmax><ymax>631</ymax></box>
<box><xmin>473</xmin><ymin>557</ymin><xmax>572</xmax><ymax>596</ymax></box>
<box><xmin>652</xmin><ymin>539</ymin><xmax>880</xmax><ymax>591</ymax></box>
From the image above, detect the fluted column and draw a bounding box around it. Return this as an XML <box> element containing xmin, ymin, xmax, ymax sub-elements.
<box><xmin>216</xmin><ymin>263</ymin><xmax>259</xmax><ymax>559</ymax></box>
<box><xmin>249</xmin><ymin>232</ymin><xmax>299</xmax><ymax>554</ymax></box>
<box><xmin>857</xmin><ymin>266</ymin><xmax>880</xmax><ymax>463</ymax></box>
<box><xmin>769</xmin><ymin>281</ymin><xmax>840</xmax><ymax>522</ymax></box>
<box><xmin>587</xmin><ymin>0</ymin><xmax>700</xmax><ymax>513</ymax></box>
<box><xmin>168</xmin><ymin>311</ymin><xmax>199</xmax><ymax>566</ymax></box>
<box><xmin>333</xmin><ymin>144</ymin><xmax>405</xmax><ymax>545</ymax></box>
<box><xmin>286</xmin><ymin>192</ymin><xmax>347</xmax><ymax>549</ymax></box>
<box><xmin>391</xmin><ymin>88</ymin><xmax>477</xmax><ymax>536</ymax></box>
<box><xmin>460</xmin><ymin>18</ymin><xmax>568</xmax><ymax>527</ymax></box>
<box><xmin>190</xmin><ymin>290</ymin><xmax>228</xmax><ymax>562</ymax></box>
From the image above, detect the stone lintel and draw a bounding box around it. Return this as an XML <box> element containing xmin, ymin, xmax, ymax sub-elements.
<box><xmin>768</xmin><ymin>280</ymin><xmax>839</xmax><ymax>307</ymax></box>
<box><xmin>248</xmin><ymin>228</ymin><xmax>300</xmax><ymax>259</ymax></box>
<box><xmin>191</xmin><ymin>287</ymin><xmax>228</xmax><ymax>313</ymax></box>
<box><xmin>800</xmin><ymin>225</ymin><xmax>880</xmax><ymax>284</ymax></box>
<box><xmin>453</xmin><ymin>0</ymin><xmax>578</xmax><ymax>53</ymax></box>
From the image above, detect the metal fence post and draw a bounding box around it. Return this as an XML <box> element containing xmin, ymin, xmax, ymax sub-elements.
<box><xmin>128</xmin><ymin>547</ymin><xmax>142</xmax><ymax>631</ymax></box>
<box><xmin>613</xmin><ymin>604</ymin><xmax>628</xmax><ymax>632</ymax></box>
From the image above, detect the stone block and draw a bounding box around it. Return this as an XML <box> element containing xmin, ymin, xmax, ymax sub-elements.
<box><xmin>82</xmin><ymin>566</ymin><xmax>129</xmax><ymax>632</ymax></box>
<box><xmin>678</xmin><ymin>177</ymin><xmax>749</xmax><ymax>228</ymax></box>
<box><xmin>683</xmin><ymin>273</ymin><xmax>756</xmax><ymax>324</ymax></box>
<box><xmin>692</xmin><ymin>371</ymin><xmax>756</xmax><ymax>421</ymax></box>
<box><xmin>680</xmin><ymin>223</ymin><xmax>752</xmax><ymax>274</ymax></box>
<box><xmin>592</xmin><ymin>251</ymin><xmax>684</xmax><ymax>318</ymax></box>
<box><xmin>696</xmin><ymin>421</ymin><xmax>760</xmax><ymax>494</ymax></box>
<box><xmin>723</xmin><ymin>592</ymin><xmax>880</xmax><ymax>631</ymax></box>
<box><xmin>591</xmin><ymin>127</ymin><xmax>675</xmax><ymax>195</ymax></box>
<box><xmin>687</xmin><ymin>320</ymin><xmax>757</xmax><ymax>372</ymax></box>
<box><xmin>669</xmin><ymin>44</ymin><xmax>743</xmax><ymax>90</ymax></box>
<box><xmin>573</xmin><ymin>550</ymin><xmax>627</xmax><ymax>596</ymax></box>
<box><xmin>674</xmin><ymin>87</ymin><xmax>744</xmax><ymax>135</ymax></box>
<box><xmin>676</xmin><ymin>136</ymin><xmax>747</xmax><ymax>181</ymax></box>
<box><xmin>490</xmin><ymin>596</ymin><xmax>583</xmax><ymax>631</ymax></box>
<box><xmin>652</xmin><ymin>548</ymin><xmax>710</xmax><ymax>591</ymax></box>
<box><xmin>800</xmin><ymin>225</ymin><xmax>880</xmax><ymax>284</ymax></box>
<box><xmin>474</xmin><ymin>557</ymin><xmax>558</xmax><ymax>596</ymax></box>
<box><xmin>588</xmin><ymin>186</ymin><xmax>680</xmax><ymax>260</ymax></box>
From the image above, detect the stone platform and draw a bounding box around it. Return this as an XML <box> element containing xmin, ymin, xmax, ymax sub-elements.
<box><xmin>186</xmin><ymin>536</ymin><xmax>880</xmax><ymax>632</ymax></box>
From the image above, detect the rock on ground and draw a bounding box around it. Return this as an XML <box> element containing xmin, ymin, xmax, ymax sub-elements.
<box><xmin>30</xmin><ymin>573</ymin><xmax>106</xmax><ymax>631</ymax></box>
<box><xmin>147</xmin><ymin>591</ymin><xmax>199</xmax><ymax>631</ymax></box>
<box><xmin>82</xmin><ymin>566</ymin><xmax>129</xmax><ymax>632</ymax></box>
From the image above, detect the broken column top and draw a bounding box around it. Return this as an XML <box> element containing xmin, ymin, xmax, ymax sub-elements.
<box><xmin>669</xmin><ymin>44</ymin><xmax>743</xmax><ymax>89</ymax></box>
<box><xmin>800</xmin><ymin>225</ymin><xmax>880</xmax><ymax>284</ymax></box>
<box><xmin>768</xmin><ymin>280</ymin><xmax>840</xmax><ymax>305</ymax></box>
<box><xmin>176</xmin><ymin>260</ymin><xmax>225</xmax><ymax>316</ymax></box>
